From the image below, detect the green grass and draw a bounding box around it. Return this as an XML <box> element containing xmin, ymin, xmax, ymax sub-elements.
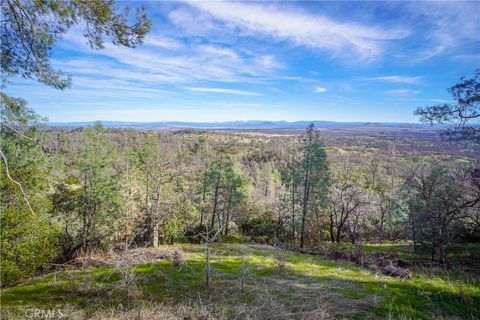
<box><xmin>1</xmin><ymin>243</ymin><xmax>479</xmax><ymax>319</ymax></box>
<box><xmin>318</xmin><ymin>241</ymin><xmax>480</xmax><ymax>266</ymax></box>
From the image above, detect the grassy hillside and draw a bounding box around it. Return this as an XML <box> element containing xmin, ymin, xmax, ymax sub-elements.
<box><xmin>1</xmin><ymin>244</ymin><xmax>479</xmax><ymax>319</ymax></box>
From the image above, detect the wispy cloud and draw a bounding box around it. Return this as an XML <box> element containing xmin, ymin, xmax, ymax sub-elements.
<box><xmin>197</xmin><ymin>44</ymin><xmax>239</xmax><ymax>59</ymax></box>
<box><xmin>184</xmin><ymin>87</ymin><xmax>262</xmax><ymax>96</ymax></box>
<box><xmin>60</xmin><ymin>27</ymin><xmax>283</xmax><ymax>85</ymax></box>
<box><xmin>144</xmin><ymin>35</ymin><xmax>184</xmax><ymax>50</ymax></box>
<box><xmin>386</xmin><ymin>89</ymin><xmax>421</xmax><ymax>96</ymax></box>
<box><xmin>429</xmin><ymin>99</ymin><xmax>450</xmax><ymax>103</ymax></box>
<box><xmin>11</xmin><ymin>1</ymin><xmax>477</xmax><ymax>124</ymax></box>
<box><xmin>364</xmin><ymin>75</ymin><xmax>422</xmax><ymax>84</ymax></box>
<box><xmin>313</xmin><ymin>87</ymin><xmax>327</xmax><ymax>93</ymax></box>
<box><xmin>405</xmin><ymin>2</ymin><xmax>479</xmax><ymax>61</ymax></box>
<box><xmin>184</xmin><ymin>0</ymin><xmax>409</xmax><ymax>60</ymax></box>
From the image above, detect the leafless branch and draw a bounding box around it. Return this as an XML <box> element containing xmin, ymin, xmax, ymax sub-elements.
<box><xmin>0</xmin><ymin>147</ymin><xmax>35</xmax><ymax>215</ymax></box>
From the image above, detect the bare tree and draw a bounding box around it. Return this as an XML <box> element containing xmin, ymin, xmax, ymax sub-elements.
<box><xmin>197</xmin><ymin>227</ymin><xmax>223</xmax><ymax>287</ymax></box>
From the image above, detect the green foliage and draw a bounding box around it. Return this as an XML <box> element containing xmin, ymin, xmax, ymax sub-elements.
<box><xmin>184</xmin><ymin>224</ymin><xmax>208</xmax><ymax>243</ymax></box>
<box><xmin>202</xmin><ymin>152</ymin><xmax>248</xmax><ymax>232</ymax></box>
<box><xmin>219</xmin><ymin>234</ymin><xmax>250</xmax><ymax>244</ymax></box>
<box><xmin>298</xmin><ymin>124</ymin><xmax>330</xmax><ymax>247</ymax></box>
<box><xmin>50</xmin><ymin>183</ymin><xmax>83</xmax><ymax>260</ymax></box>
<box><xmin>162</xmin><ymin>199</ymin><xmax>197</xmax><ymax>244</ymax></box>
<box><xmin>0</xmin><ymin>97</ymin><xmax>59</xmax><ymax>285</ymax></box>
<box><xmin>0</xmin><ymin>206</ymin><xmax>60</xmax><ymax>286</ymax></box>
<box><xmin>415</xmin><ymin>69</ymin><xmax>480</xmax><ymax>141</ymax></box>
<box><xmin>240</xmin><ymin>217</ymin><xmax>279</xmax><ymax>244</ymax></box>
<box><xmin>0</xmin><ymin>0</ymin><xmax>153</xmax><ymax>287</ymax></box>
<box><xmin>1</xmin><ymin>0</ymin><xmax>151</xmax><ymax>89</ymax></box>
<box><xmin>51</xmin><ymin>123</ymin><xmax>122</xmax><ymax>253</ymax></box>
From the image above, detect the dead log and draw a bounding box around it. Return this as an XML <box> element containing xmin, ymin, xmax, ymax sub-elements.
<box><xmin>381</xmin><ymin>265</ymin><xmax>412</xmax><ymax>279</ymax></box>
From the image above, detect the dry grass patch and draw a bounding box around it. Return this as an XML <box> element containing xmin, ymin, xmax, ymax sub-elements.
<box><xmin>73</xmin><ymin>247</ymin><xmax>185</xmax><ymax>268</ymax></box>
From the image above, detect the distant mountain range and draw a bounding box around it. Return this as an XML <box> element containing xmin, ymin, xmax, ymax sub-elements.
<box><xmin>45</xmin><ymin>120</ymin><xmax>432</xmax><ymax>129</ymax></box>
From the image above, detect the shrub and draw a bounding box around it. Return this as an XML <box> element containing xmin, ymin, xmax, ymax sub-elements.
<box><xmin>184</xmin><ymin>224</ymin><xmax>208</xmax><ymax>243</ymax></box>
<box><xmin>0</xmin><ymin>206</ymin><xmax>60</xmax><ymax>286</ymax></box>
<box><xmin>162</xmin><ymin>199</ymin><xmax>197</xmax><ymax>244</ymax></box>
<box><xmin>239</xmin><ymin>217</ymin><xmax>280</xmax><ymax>245</ymax></box>
<box><xmin>219</xmin><ymin>234</ymin><xmax>250</xmax><ymax>243</ymax></box>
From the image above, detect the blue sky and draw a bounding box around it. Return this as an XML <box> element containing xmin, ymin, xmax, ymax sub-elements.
<box><xmin>7</xmin><ymin>1</ymin><xmax>480</xmax><ymax>122</ymax></box>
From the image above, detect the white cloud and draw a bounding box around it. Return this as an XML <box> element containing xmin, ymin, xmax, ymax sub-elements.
<box><xmin>365</xmin><ymin>75</ymin><xmax>422</xmax><ymax>84</ymax></box>
<box><xmin>314</xmin><ymin>87</ymin><xmax>327</xmax><ymax>93</ymax></box>
<box><xmin>60</xmin><ymin>28</ymin><xmax>282</xmax><ymax>85</ymax></box>
<box><xmin>184</xmin><ymin>1</ymin><xmax>409</xmax><ymax>60</ymax></box>
<box><xmin>386</xmin><ymin>89</ymin><xmax>421</xmax><ymax>95</ymax></box>
<box><xmin>197</xmin><ymin>45</ymin><xmax>239</xmax><ymax>59</ymax></box>
<box><xmin>405</xmin><ymin>2</ymin><xmax>479</xmax><ymax>61</ymax></box>
<box><xmin>144</xmin><ymin>35</ymin><xmax>183</xmax><ymax>50</ymax></box>
<box><xmin>184</xmin><ymin>87</ymin><xmax>262</xmax><ymax>96</ymax></box>
<box><xmin>169</xmin><ymin>7</ymin><xmax>218</xmax><ymax>35</ymax></box>
<box><xmin>429</xmin><ymin>99</ymin><xmax>450</xmax><ymax>103</ymax></box>
<box><xmin>254</xmin><ymin>55</ymin><xmax>282</xmax><ymax>70</ymax></box>
<box><xmin>72</xmin><ymin>77</ymin><xmax>171</xmax><ymax>95</ymax></box>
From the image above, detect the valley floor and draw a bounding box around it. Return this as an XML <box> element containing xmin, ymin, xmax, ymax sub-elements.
<box><xmin>1</xmin><ymin>243</ymin><xmax>479</xmax><ymax>319</ymax></box>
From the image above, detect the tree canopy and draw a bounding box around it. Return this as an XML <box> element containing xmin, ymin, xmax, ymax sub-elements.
<box><xmin>415</xmin><ymin>69</ymin><xmax>480</xmax><ymax>141</ymax></box>
<box><xmin>1</xmin><ymin>0</ymin><xmax>151</xmax><ymax>90</ymax></box>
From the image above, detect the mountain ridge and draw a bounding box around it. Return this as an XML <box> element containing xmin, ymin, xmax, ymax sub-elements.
<box><xmin>45</xmin><ymin>120</ymin><xmax>432</xmax><ymax>129</ymax></box>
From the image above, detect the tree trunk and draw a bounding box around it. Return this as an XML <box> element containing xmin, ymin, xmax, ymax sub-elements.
<box><xmin>335</xmin><ymin>223</ymin><xmax>343</xmax><ymax>243</ymax></box>
<box><xmin>205</xmin><ymin>242</ymin><xmax>211</xmax><ymax>287</ymax></box>
<box><xmin>410</xmin><ymin>207</ymin><xmax>417</xmax><ymax>254</ymax></box>
<box><xmin>145</xmin><ymin>171</ymin><xmax>150</xmax><ymax>241</ymax></box>
<box><xmin>211</xmin><ymin>166</ymin><xmax>222</xmax><ymax>229</ymax></box>
<box><xmin>225</xmin><ymin>188</ymin><xmax>233</xmax><ymax>235</ymax></box>
<box><xmin>379</xmin><ymin>209</ymin><xmax>385</xmax><ymax>244</ymax></box>
<box><xmin>201</xmin><ymin>161</ymin><xmax>208</xmax><ymax>225</ymax></box>
<box><xmin>291</xmin><ymin>165</ymin><xmax>296</xmax><ymax>242</ymax></box>
<box><xmin>300</xmin><ymin>138</ymin><xmax>311</xmax><ymax>248</ymax></box>
<box><xmin>300</xmin><ymin>180</ymin><xmax>310</xmax><ymax>248</ymax></box>
<box><xmin>329</xmin><ymin>212</ymin><xmax>335</xmax><ymax>243</ymax></box>
<box><xmin>152</xmin><ymin>220</ymin><xmax>159</xmax><ymax>247</ymax></box>
<box><xmin>431</xmin><ymin>225</ymin><xmax>436</xmax><ymax>262</ymax></box>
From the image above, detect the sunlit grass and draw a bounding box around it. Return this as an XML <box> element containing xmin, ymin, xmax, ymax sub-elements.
<box><xmin>1</xmin><ymin>243</ymin><xmax>479</xmax><ymax>319</ymax></box>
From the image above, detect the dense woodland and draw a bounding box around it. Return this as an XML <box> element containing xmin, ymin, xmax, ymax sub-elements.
<box><xmin>2</xmin><ymin>117</ymin><xmax>479</xmax><ymax>285</ymax></box>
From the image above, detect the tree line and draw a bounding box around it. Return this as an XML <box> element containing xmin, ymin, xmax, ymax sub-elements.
<box><xmin>1</xmin><ymin>118</ymin><xmax>479</xmax><ymax>285</ymax></box>
<box><xmin>2</xmin><ymin>0</ymin><xmax>479</xmax><ymax>286</ymax></box>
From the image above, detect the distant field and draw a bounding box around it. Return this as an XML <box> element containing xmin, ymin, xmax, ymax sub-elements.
<box><xmin>2</xmin><ymin>244</ymin><xmax>479</xmax><ymax>320</ymax></box>
<box><xmin>43</xmin><ymin>123</ymin><xmax>480</xmax><ymax>160</ymax></box>
<box><xmin>216</xmin><ymin>125</ymin><xmax>480</xmax><ymax>159</ymax></box>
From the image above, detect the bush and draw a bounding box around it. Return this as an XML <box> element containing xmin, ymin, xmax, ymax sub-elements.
<box><xmin>162</xmin><ymin>199</ymin><xmax>197</xmax><ymax>244</ymax></box>
<box><xmin>252</xmin><ymin>235</ymin><xmax>271</xmax><ymax>245</ymax></box>
<box><xmin>0</xmin><ymin>206</ymin><xmax>60</xmax><ymax>286</ymax></box>
<box><xmin>184</xmin><ymin>224</ymin><xmax>208</xmax><ymax>243</ymax></box>
<box><xmin>219</xmin><ymin>234</ymin><xmax>250</xmax><ymax>243</ymax></box>
<box><xmin>240</xmin><ymin>218</ymin><xmax>279</xmax><ymax>245</ymax></box>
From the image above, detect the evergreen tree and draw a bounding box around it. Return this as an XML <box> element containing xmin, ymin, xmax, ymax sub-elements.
<box><xmin>76</xmin><ymin>123</ymin><xmax>121</xmax><ymax>251</ymax></box>
<box><xmin>299</xmin><ymin>124</ymin><xmax>330</xmax><ymax>248</ymax></box>
<box><xmin>0</xmin><ymin>97</ymin><xmax>59</xmax><ymax>285</ymax></box>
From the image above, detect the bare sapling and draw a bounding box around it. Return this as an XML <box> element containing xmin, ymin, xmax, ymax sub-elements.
<box><xmin>197</xmin><ymin>226</ymin><xmax>223</xmax><ymax>287</ymax></box>
<box><xmin>239</xmin><ymin>254</ymin><xmax>251</xmax><ymax>294</ymax></box>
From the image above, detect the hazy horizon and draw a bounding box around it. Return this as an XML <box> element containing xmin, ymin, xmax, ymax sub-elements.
<box><xmin>46</xmin><ymin>118</ymin><xmax>426</xmax><ymax>125</ymax></box>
